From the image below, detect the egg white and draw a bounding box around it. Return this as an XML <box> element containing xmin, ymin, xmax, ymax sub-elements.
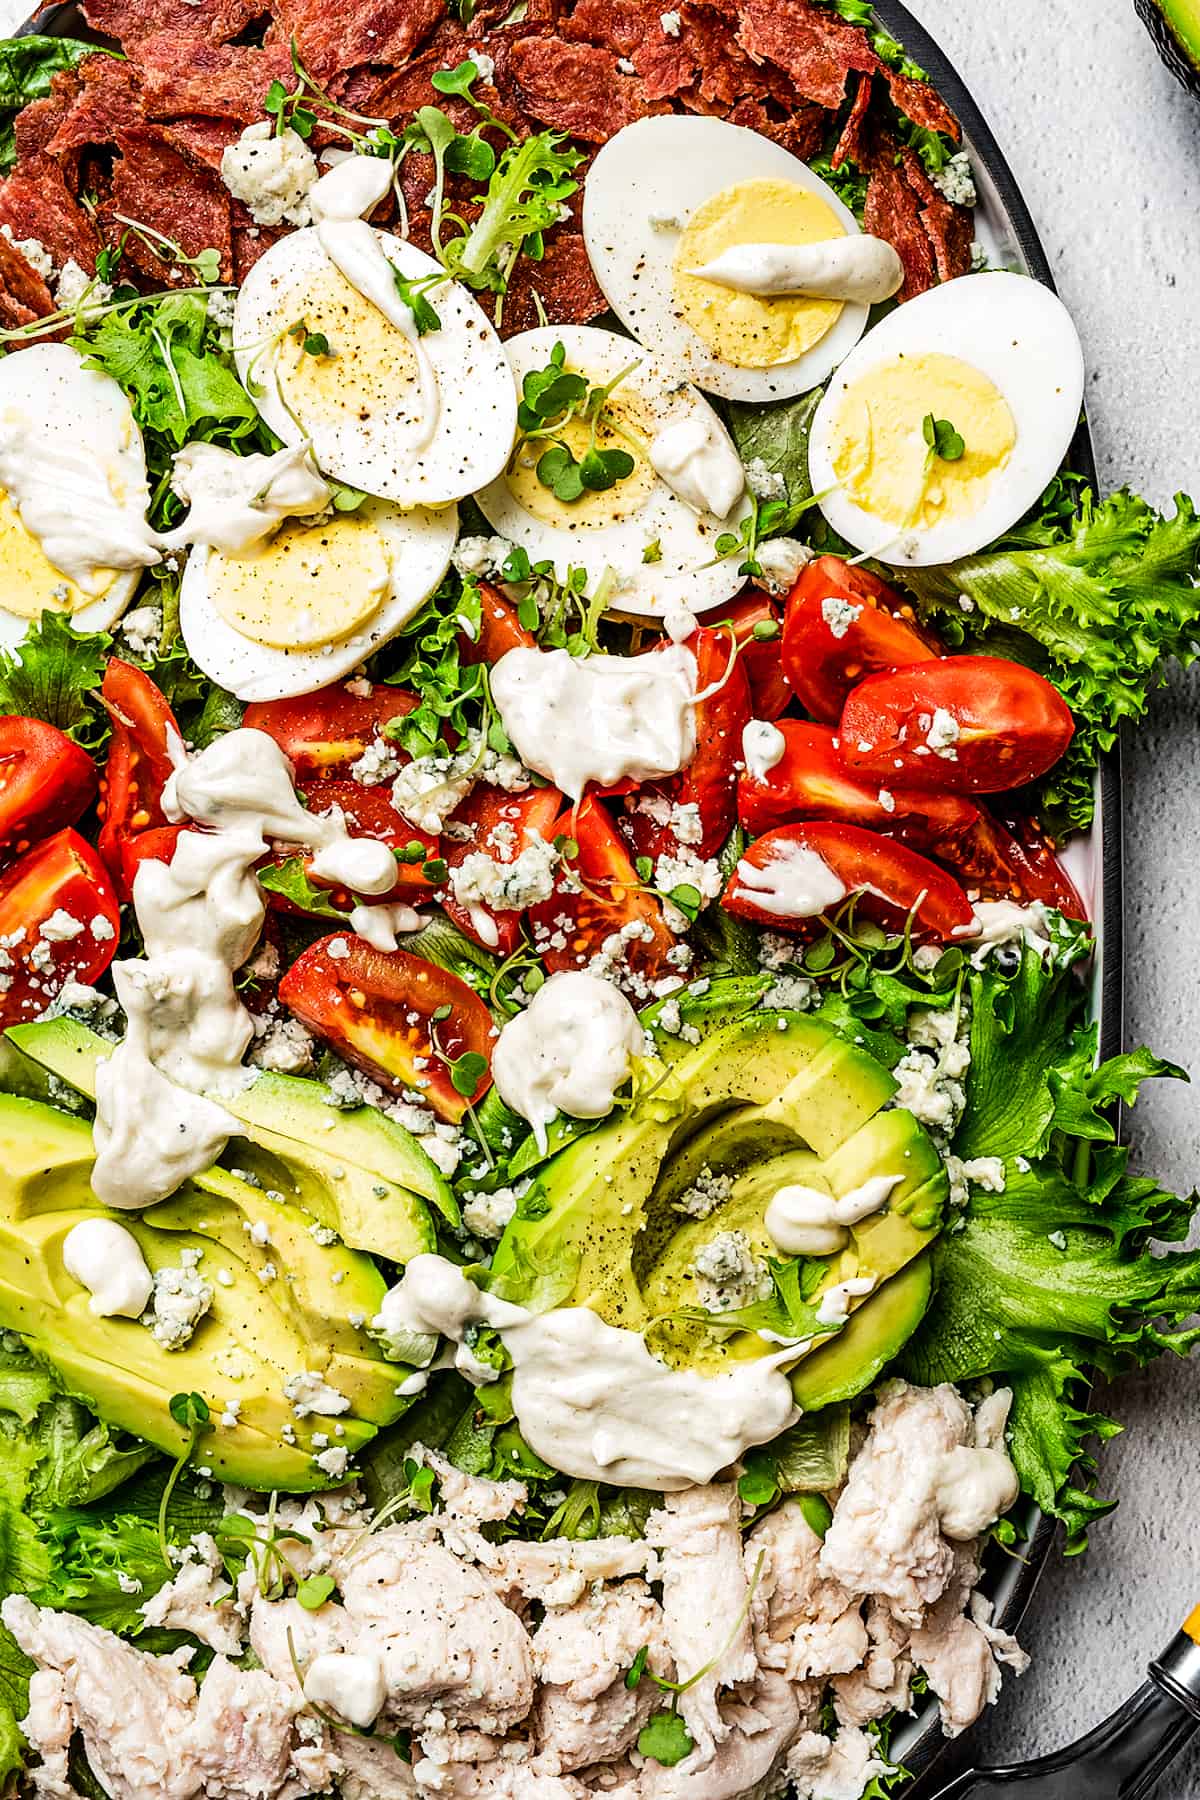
<box><xmin>233</xmin><ymin>228</ymin><xmax>517</xmax><ymax>507</ymax></box>
<box><xmin>179</xmin><ymin>498</ymin><xmax>457</xmax><ymax>702</ymax></box>
<box><xmin>808</xmin><ymin>272</ymin><xmax>1086</xmax><ymax>567</ymax></box>
<box><xmin>473</xmin><ymin>324</ymin><xmax>752</xmax><ymax>620</ymax></box>
<box><xmin>582</xmin><ymin>115</ymin><xmax>871</xmax><ymax>403</ymax></box>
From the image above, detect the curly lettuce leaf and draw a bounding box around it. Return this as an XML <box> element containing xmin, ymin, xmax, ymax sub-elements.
<box><xmin>0</xmin><ymin>611</ymin><xmax>112</xmax><ymax>749</ymax></box>
<box><xmin>901</xmin><ymin>944</ymin><xmax>1200</xmax><ymax>1549</ymax></box>
<box><xmin>32</xmin><ymin>1514</ymin><xmax>170</xmax><ymax>1635</ymax></box>
<box><xmin>904</xmin><ymin>488</ymin><xmax>1200</xmax><ymax>836</ymax></box>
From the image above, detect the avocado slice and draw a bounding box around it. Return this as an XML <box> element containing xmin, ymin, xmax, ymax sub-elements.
<box><xmin>6</xmin><ymin>1016</ymin><xmax>455</xmax><ymax>1260</ymax></box>
<box><xmin>0</xmin><ymin>1092</ymin><xmax>411</xmax><ymax>1489</ymax></box>
<box><xmin>789</xmin><ymin>1254</ymin><xmax>934</xmax><ymax>1409</ymax></box>
<box><xmin>1137</xmin><ymin>0</ymin><xmax>1200</xmax><ymax>90</ymax></box>
<box><xmin>491</xmin><ymin>1009</ymin><xmax>945</xmax><ymax>1394</ymax></box>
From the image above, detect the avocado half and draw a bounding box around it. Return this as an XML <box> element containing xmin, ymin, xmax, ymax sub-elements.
<box><xmin>1137</xmin><ymin>0</ymin><xmax>1200</xmax><ymax>93</ymax></box>
<box><xmin>489</xmin><ymin>1003</ymin><xmax>948</xmax><ymax>1410</ymax></box>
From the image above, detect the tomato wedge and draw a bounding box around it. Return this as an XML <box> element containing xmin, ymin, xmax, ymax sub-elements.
<box><xmin>0</xmin><ymin>716</ymin><xmax>97</xmax><ymax>859</ymax></box>
<box><xmin>243</xmin><ymin>681</ymin><xmax>418</xmax><ymax>780</ymax></box>
<box><xmin>711</xmin><ymin>593</ymin><xmax>791</xmax><ymax>720</ymax></box>
<box><xmin>840</xmin><ymin>657</ymin><xmax>1075</xmax><ymax>794</ymax></box>
<box><xmin>442</xmin><ymin>782</ymin><xmax>564</xmax><ymax>956</ymax></box>
<box><xmin>624</xmin><ymin>626</ymin><xmax>752</xmax><ymax>863</ymax></box>
<box><xmin>119</xmin><ymin>823</ymin><xmax>187</xmax><ymax>894</ymax></box>
<box><xmin>723</xmin><ymin>821</ymin><xmax>973</xmax><ymax>940</ymax></box>
<box><xmin>279</xmin><ymin>938</ymin><xmax>493</xmax><ymax>1123</ymax></box>
<box><xmin>97</xmin><ymin>659</ymin><xmax>181</xmax><ymax>894</ymax></box>
<box><xmin>460</xmin><ymin>583</ymin><xmax>536</xmax><ymax>667</ymax></box>
<box><xmin>0</xmin><ymin>829</ymin><xmax>121</xmax><ymax>1027</ymax></box>
<box><xmin>782</xmin><ymin>557</ymin><xmax>936</xmax><ymax>723</ymax></box>
<box><xmin>737</xmin><ymin>721</ymin><xmax>1086</xmax><ymax>915</ymax></box>
<box><xmin>262</xmin><ymin>779</ymin><xmax>440</xmax><ymax>918</ymax></box>
<box><xmin>530</xmin><ymin>795</ymin><xmax>676</xmax><ymax>982</ymax></box>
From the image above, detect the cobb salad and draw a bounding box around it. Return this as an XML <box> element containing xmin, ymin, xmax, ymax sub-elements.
<box><xmin>0</xmin><ymin>1</ymin><xmax>1197</xmax><ymax>1797</ymax></box>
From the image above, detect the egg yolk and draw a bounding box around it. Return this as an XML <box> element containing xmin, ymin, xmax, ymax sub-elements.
<box><xmin>506</xmin><ymin>379</ymin><xmax>657</xmax><ymax>531</ymax></box>
<box><xmin>0</xmin><ymin>492</ymin><xmax>120</xmax><ymax>619</ymax></box>
<box><xmin>673</xmin><ymin>178</ymin><xmax>846</xmax><ymax>369</ymax></box>
<box><xmin>207</xmin><ymin>508</ymin><xmax>392</xmax><ymax>650</ymax></box>
<box><xmin>828</xmin><ymin>352</ymin><xmax>1017</xmax><ymax>531</ymax></box>
<box><xmin>274</xmin><ymin>264</ymin><xmax>423</xmax><ymax>437</ymax></box>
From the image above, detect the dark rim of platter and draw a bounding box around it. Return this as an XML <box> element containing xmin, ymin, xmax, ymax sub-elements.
<box><xmin>18</xmin><ymin>0</ymin><xmax>1126</xmax><ymax>1790</ymax></box>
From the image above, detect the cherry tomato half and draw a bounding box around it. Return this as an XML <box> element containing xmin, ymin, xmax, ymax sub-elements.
<box><xmin>840</xmin><ymin>657</ymin><xmax>1075</xmax><ymax>794</ymax></box>
<box><xmin>243</xmin><ymin>681</ymin><xmax>418</xmax><ymax>780</ymax></box>
<box><xmin>97</xmin><ymin>659</ymin><xmax>181</xmax><ymax>893</ymax></box>
<box><xmin>459</xmin><ymin>583</ymin><xmax>536</xmax><ymax>667</ymax></box>
<box><xmin>530</xmin><ymin>795</ymin><xmax>676</xmax><ymax>981</ymax></box>
<box><xmin>625</xmin><ymin>626</ymin><xmax>752</xmax><ymax>863</ymax></box>
<box><xmin>119</xmin><ymin>823</ymin><xmax>187</xmax><ymax>894</ymax></box>
<box><xmin>711</xmin><ymin>593</ymin><xmax>791</xmax><ymax>720</ymax></box>
<box><xmin>0</xmin><ymin>829</ymin><xmax>121</xmax><ymax>1027</ymax></box>
<box><xmin>782</xmin><ymin>557</ymin><xmax>936</xmax><ymax>723</ymax></box>
<box><xmin>723</xmin><ymin>821</ymin><xmax>973</xmax><ymax>941</ymax></box>
<box><xmin>258</xmin><ymin>778</ymin><xmax>440</xmax><ymax>920</ymax></box>
<box><xmin>442</xmin><ymin>782</ymin><xmax>565</xmax><ymax>957</ymax></box>
<box><xmin>279</xmin><ymin>938</ymin><xmax>493</xmax><ymax>1123</ymax></box>
<box><xmin>0</xmin><ymin>716</ymin><xmax>96</xmax><ymax>858</ymax></box>
<box><xmin>737</xmin><ymin>721</ymin><xmax>1085</xmax><ymax>916</ymax></box>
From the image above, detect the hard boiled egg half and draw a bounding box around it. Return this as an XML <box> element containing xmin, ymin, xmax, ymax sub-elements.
<box><xmin>233</xmin><ymin>227</ymin><xmax>517</xmax><ymax>507</ymax></box>
<box><xmin>179</xmin><ymin>496</ymin><xmax>456</xmax><ymax>702</ymax></box>
<box><xmin>473</xmin><ymin>324</ymin><xmax>753</xmax><ymax>620</ymax></box>
<box><xmin>583</xmin><ymin>115</ymin><xmax>882</xmax><ymax>402</ymax></box>
<box><xmin>0</xmin><ymin>344</ymin><xmax>154</xmax><ymax>648</ymax></box>
<box><xmin>808</xmin><ymin>272</ymin><xmax>1086</xmax><ymax>566</ymax></box>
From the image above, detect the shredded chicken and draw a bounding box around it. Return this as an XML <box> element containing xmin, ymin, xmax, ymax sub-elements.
<box><xmin>646</xmin><ymin>1484</ymin><xmax>757</xmax><ymax>1760</ymax></box>
<box><xmin>9</xmin><ymin>1382</ymin><xmax>1027</xmax><ymax>1800</ymax></box>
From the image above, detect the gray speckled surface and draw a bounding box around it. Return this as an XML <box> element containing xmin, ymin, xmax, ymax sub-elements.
<box><xmin>3</xmin><ymin>0</ymin><xmax>1197</xmax><ymax>1785</ymax></box>
<box><xmin>904</xmin><ymin>1</ymin><xmax>1200</xmax><ymax>1792</ymax></box>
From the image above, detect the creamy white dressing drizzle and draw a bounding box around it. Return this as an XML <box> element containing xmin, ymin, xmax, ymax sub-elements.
<box><xmin>374</xmin><ymin>1255</ymin><xmax>801</xmax><ymax>1488</ymax></box>
<box><xmin>0</xmin><ymin>343</ymin><xmax>160</xmax><ymax>593</ymax></box>
<box><xmin>648</xmin><ymin>410</ymin><xmax>746</xmax><ymax>518</ymax></box>
<box><xmin>490</xmin><ymin>644</ymin><xmax>698</xmax><ymax>798</ymax></box>
<box><xmin>308</xmin><ymin>155</ymin><xmax>441</xmax><ymax>464</ymax></box>
<box><xmin>742</xmin><ymin>718</ymin><xmax>786</xmax><ymax>783</ymax></box>
<box><xmin>733</xmin><ymin>840</ymin><xmax>847</xmax><ymax>919</ymax></box>
<box><xmin>688</xmin><ymin>235</ymin><xmax>905</xmax><ymax>304</ymax></box>
<box><xmin>61</xmin><ymin>1219</ymin><xmax>154</xmax><ymax>1319</ymax></box>
<box><xmin>347</xmin><ymin>900</ymin><xmax>424</xmax><ymax>952</ymax></box>
<box><xmin>764</xmin><ymin>1171</ymin><xmax>903</xmax><ymax>1258</ymax></box>
<box><xmin>160</xmin><ymin>442</ymin><xmax>331</xmax><ymax>555</ymax></box>
<box><xmin>92</xmin><ymin>729</ymin><xmax>395</xmax><ymax>1210</ymax></box>
<box><xmin>491</xmin><ymin>971</ymin><xmax>645</xmax><ymax>1152</ymax></box>
<box><xmin>814</xmin><ymin>1272</ymin><xmax>876</xmax><ymax>1326</ymax></box>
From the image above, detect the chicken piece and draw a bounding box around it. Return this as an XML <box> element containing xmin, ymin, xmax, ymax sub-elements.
<box><xmin>645</xmin><ymin>1485</ymin><xmax>758</xmax><ymax>1762</ymax></box>
<box><xmin>412</xmin><ymin>1444</ymin><xmax>528</xmax><ymax>1528</ymax></box>
<box><xmin>340</xmin><ymin>1528</ymin><xmax>535</xmax><ymax>1732</ymax></box>
<box><xmin>748</xmin><ymin>1503</ymin><xmax>867</xmax><ymax>1683</ymax></box>
<box><xmin>786</xmin><ymin>1723</ymin><xmax>893</xmax><ymax>1800</ymax></box>
<box><xmin>832</xmin><ymin>1600</ymin><xmax>913</xmax><ymax>1729</ymax></box>
<box><xmin>819</xmin><ymin>1381</ymin><xmax>972</xmax><ymax>1625</ymax></box>
<box><xmin>249</xmin><ymin>1593</ymin><xmax>354</xmax><ymax>1695</ymax></box>
<box><xmin>184</xmin><ymin>1656</ymin><xmax>299</xmax><ymax>1799</ymax></box>
<box><xmin>19</xmin><ymin>1670</ymin><xmax>73</xmax><ymax>1800</ymax></box>
<box><xmin>141</xmin><ymin>1533</ymin><xmax>245</xmax><ymax>1654</ymax></box>
<box><xmin>909</xmin><ymin>1546</ymin><xmax>1027</xmax><ymax>1737</ymax></box>
<box><xmin>483</xmin><ymin>1535</ymin><xmax>656</xmax><ymax>1609</ymax></box>
<box><xmin>335</xmin><ymin>1732</ymin><xmax>420</xmax><ymax>1800</ymax></box>
<box><xmin>635</xmin><ymin>1672</ymin><xmax>800</xmax><ymax>1800</ymax></box>
<box><xmin>3</xmin><ymin>1595</ymin><xmax>201</xmax><ymax>1800</ymax></box>
<box><xmin>533</xmin><ymin>1579</ymin><xmax>671</xmax><ymax>1773</ymax></box>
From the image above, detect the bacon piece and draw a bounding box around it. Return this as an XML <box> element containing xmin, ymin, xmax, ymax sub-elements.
<box><xmin>498</xmin><ymin>230</ymin><xmax>607</xmax><ymax>334</ymax></box>
<box><xmin>0</xmin><ymin>232</ymin><xmax>54</xmax><ymax>328</ymax></box>
<box><xmin>507</xmin><ymin>35</ymin><xmax>670</xmax><ymax>141</ymax></box>
<box><xmin>108</xmin><ymin>127</ymin><xmax>234</xmax><ymax>283</ymax></box>
<box><xmin>131</xmin><ymin>33</ymin><xmax>292</xmax><ymax>123</ymax></box>
<box><xmin>81</xmin><ymin>0</ymin><xmax>268</xmax><ymax>47</ymax></box>
<box><xmin>269</xmin><ymin>0</ymin><xmax>447</xmax><ymax>80</ymax></box>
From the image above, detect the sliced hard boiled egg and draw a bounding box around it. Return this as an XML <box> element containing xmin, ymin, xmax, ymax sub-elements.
<box><xmin>582</xmin><ymin>115</ymin><xmax>875</xmax><ymax>402</ymax></box>
<box><xmin>473</xmin><ymin>324</ymin><xmax>752</xmax><ymax>621</ymax></box>
<box><xmin>0</xmin><ymin>343</ymin><xmax>157</xmax><ymax>647</ymax></box>
<box><xmin>808</xmin><ymin>272</ymin><xmax>1086</xmax><ymax>567</ymax></box>
<box><xmin>179</xmin><ymin>497</ymin><xmax>457</xmax><ymax>701</ymax></box>
<box><xmin>233</xmin><ymin>227</ymin><xmax>517</xmax><ymax>507</ymax></box>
